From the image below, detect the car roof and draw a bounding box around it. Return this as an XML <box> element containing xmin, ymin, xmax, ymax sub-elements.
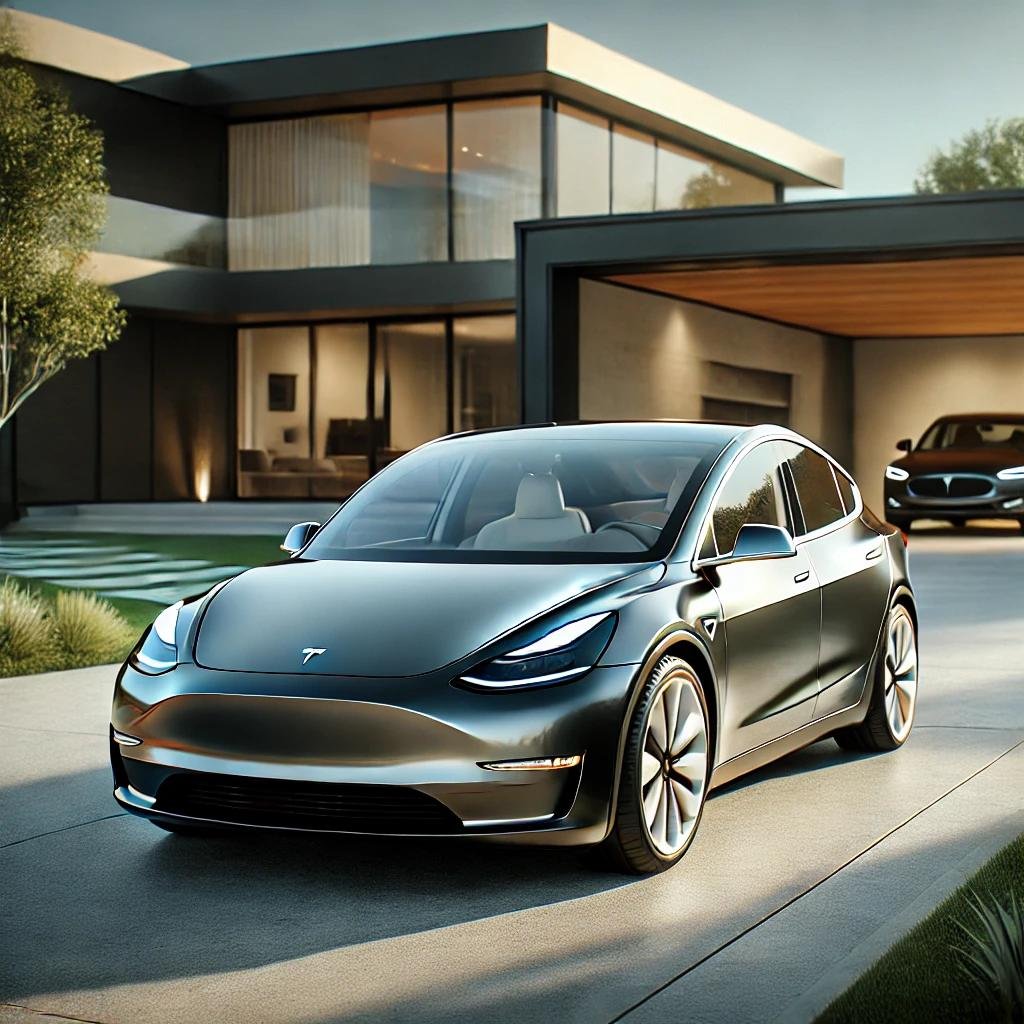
<box><xmin>931</xmin><ymin>413</ymin><xmax>1024</xmax><ymax>424</ymax></box>
<box><xmin>443</xmin><ymin>419</ymin><xmax>757</xmax><ymax>446</ymax></box>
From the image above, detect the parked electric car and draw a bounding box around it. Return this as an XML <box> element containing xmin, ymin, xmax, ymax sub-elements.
<box><xmin>112</xmin><ymin>422</ymin><xmax>916</xmax><ymax>873</ymax></box>
<box><xmin>884</xmin><ymin>413</ymin><xmax>1024</xmax><ymax>531</ymax></box>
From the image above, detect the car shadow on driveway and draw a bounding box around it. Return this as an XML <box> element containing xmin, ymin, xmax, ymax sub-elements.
<box><xmin>0</xmin><ymin>763</ymin><xmax>636</xmax><ymax>1000</ymax></box>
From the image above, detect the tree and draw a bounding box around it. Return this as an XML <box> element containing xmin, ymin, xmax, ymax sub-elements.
<box><xmin>0</xmin><ymin>13</ymin><xmax>125</xmax><ymax>431</ymax></box>
<box><xmin>915</xmin><ymin>117</ymin><xmax>1024</xmax><ymax>194</ymax></box>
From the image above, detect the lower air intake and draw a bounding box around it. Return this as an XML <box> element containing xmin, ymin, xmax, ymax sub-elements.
<box><xmin>155</xmin><ymin>771</ymin><xmax>462</xmax><ymax>834</ymax></box>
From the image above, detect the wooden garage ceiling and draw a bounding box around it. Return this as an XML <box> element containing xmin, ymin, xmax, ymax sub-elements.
<box><xmin>607</xmin><ymin>255</ymin><xmax>1024</xmax><ymax>338</ymax></box>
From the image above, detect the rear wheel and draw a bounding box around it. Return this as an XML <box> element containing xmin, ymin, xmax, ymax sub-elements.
<box><xmin>601</xmin><ymin>656</ymin><xmax>710</xmax><ymax>874</ymax></box>
<box><xmin>836</xmin><ymin>603</ymin><xmax>918</xmax><ymax>752</ymax></box>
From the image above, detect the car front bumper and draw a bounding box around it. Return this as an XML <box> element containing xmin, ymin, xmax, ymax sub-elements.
<box><xmin>110</xmin><ymin>659</ymin><xmax>639</xmax><ymax>846</ymax></box>
<box><xmin>884</xmin><ymin>477</ymin><xmax>1024</xmax><ymax>519</ymax></box>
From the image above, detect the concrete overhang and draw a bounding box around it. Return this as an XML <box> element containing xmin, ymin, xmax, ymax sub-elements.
<box><xmin>106</xmin><ymin>260</ymin><xmax>516</xmax><ymax>323</ymax></box>
<box><xmin>119</xmin><ymin>23</ymin><xmax>840</xmax><ymax>189</ymax></box>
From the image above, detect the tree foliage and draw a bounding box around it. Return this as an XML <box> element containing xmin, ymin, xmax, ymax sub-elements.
<box><xmin>915</xmin><ymin>117</ymin><xmax>1024</xmax><ymax>194</ymax></box>
<box><xmin>0</xmin><ymin>13</ymin><xmax>125</xmax><ymax>430</ymax></box>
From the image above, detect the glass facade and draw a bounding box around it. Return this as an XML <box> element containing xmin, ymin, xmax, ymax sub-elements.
<box><xmin>229</xmin><ymin>95</ymin><xmax>775</xmax><ymax>269</ymax></box>
<box><xmin>555</xmin><ymin>104</ymin><xmax>610</xmax><ymax>217</ymax></box>
<box><xmin>236</xmin><ymin>314</ymin><xmax>517</xmax><ymax>498</ymax></box>
<box><xmin>452</xmin><ymin>97</ymin><xmax>543</xmax><ymax>260</ymax></box>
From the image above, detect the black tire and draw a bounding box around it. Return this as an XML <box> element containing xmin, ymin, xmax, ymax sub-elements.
<box><xmin>600</xmin><ymin>655</ymin><xmax>711</xmax><ymax>874</ymax></box>
<box><xmin>835</xmin><ymin>602</ymin><xmax>917</xmax><ymax>753</ymax></box>
<box><xmin>950</xmin><ymin>519</ymin><xmax>968</xmax><ymax>529</ymax></box>
<box><xmin>887</xmin><ymin>515</ymin><xmax>913</xmax><ymax>532</ymax></box>
<box><xmin>1018</xmin><ymin>519</ymin><xmax>1024</xmax><ymax>533</ymax></box>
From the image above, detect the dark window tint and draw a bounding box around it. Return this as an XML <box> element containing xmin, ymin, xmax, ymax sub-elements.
<box><xmin>711</xmin><ymin>442</ymin><xmax>787</xmax><ymax>555</ymax></box>
<box><xmin>835</xmin><ymin>470</ymin><xmax>856</xmax><ymax>515</ymax></box>
<box><xmin>785</xmin><ymin>446</ymin><xmax>845</xmax><ymax>533</ymax></box>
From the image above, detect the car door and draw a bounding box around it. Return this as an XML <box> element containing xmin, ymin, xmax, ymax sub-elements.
<box><xmin>700</xmin><ymin>441</ymin><xmax>821</xmax><ymax>762</ymax></box>
<box><xmin>779</xmin><ymin>442</ymin><xmax>891</xmax><ymax>719</ymax></box>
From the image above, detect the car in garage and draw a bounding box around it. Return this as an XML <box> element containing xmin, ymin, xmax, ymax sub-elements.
<box><xmin>884</xmin><ymin>413</ymin><xmax>1024</xmax><ymax>532</ymax></box>
<box><xmin>111</xmin><ymin>421</ymin><xmax>916</xmax><ymax>874</ymax></box>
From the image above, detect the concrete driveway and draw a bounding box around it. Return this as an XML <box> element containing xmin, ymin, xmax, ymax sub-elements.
<box><xmin>2</xmin><ymin>531</ymin><xmax>1023</xmax><ymax>1024</ymax></box>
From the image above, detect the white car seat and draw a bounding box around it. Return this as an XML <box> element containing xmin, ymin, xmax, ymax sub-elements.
<box><xmin>474</xmin><ymin>474</ymin><xmax>590</xmax><ymax>549</ymax></box>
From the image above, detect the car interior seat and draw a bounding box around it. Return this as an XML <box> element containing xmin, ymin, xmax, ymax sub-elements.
<box><xmin>630</xmin><ymin>461</ymin><xmax>698</xmax><ymax>528</ymax></box>
<box><xmin>951</xmin><ymin>423</ymin><xmax>983</xmax><ymax>447</ymax></box>
<box><xmin>474</xmin><ymin>473</ymin><xmax>591</xmax><ymax>549</ymax></box>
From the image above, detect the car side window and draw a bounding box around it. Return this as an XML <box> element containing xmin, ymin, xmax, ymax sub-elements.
<box><xmin>783</xmin><ymin>444</ymin><xmax>846</xmax><ymax>534</ymax></box>
<box><xmin>835</xmin><ymin>469</ymin><xmax>857</xmax><ymax>515</ymax></box>
<box><xmin>710</xmin><ymin>442</ymin><xmax>789</xmax><ymax>556</ymax></box>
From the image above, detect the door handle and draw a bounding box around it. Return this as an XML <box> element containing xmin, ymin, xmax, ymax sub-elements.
<box><xmin>866</xmin><ymin>545</ymin><xmax>883</xmax><ymax>561</ymax></box>
<box><xmin>794</xmin><ymin>570</ymin><xmax>810</xmax><ymax>584</ymax></box>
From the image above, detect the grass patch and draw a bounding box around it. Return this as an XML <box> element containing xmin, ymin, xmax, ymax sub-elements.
<box><xmin>0</xmin><ymin>579</ymin><xmax>136</xmax><ymax>676</ymax></box>
<box><xmin>0</xmin><ymin>532</ymin><xmax>284</xmax><ymax>670</ymax></box>
<box><xmin>818</xmin><ymin>833</ymin><xmax>1024</xmax><ymax>1024</ymax></box>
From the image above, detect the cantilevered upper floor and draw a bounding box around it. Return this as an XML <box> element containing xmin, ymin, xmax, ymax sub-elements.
<box><xmin>12</xmin><ymin>10</ymin><xmax>843</xmax><ymax>318</ymax></box>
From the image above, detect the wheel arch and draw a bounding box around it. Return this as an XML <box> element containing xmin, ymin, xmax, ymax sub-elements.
<box><xmin>606</xmin><ymin>628</ymin><xmax>720</xmax><ymax>833</ymax></box>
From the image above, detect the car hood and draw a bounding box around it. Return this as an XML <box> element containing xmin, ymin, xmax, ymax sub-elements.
<box><xmin>894</xmin><ymin>449</ymin><xmax>1024</xmax><ymax>474</ymax></box>
<box><xmin>193</xmin><ymin>558</ymin><xmax>648</xmax><ymax>677</ymax></box>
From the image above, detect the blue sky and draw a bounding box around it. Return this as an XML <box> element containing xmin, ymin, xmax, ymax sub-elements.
<box><xmin>12</xmin><ymin>0</ymin><xmax>1024</xmax><ymax>199</ymax></box>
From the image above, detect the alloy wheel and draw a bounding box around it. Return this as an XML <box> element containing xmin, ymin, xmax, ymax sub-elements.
<box><xmin>884</xmin><ymin>607</ymin><xmax>918</xmax><ymax>742</ymax></box>
<box><xmin>640</xmin><ymin>668</ymin><xmax>708</xmax><ymax>857</ymax></box>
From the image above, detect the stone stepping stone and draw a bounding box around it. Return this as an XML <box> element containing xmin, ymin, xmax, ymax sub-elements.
<box><xmin>0</xmin><ymin>545</ymin><xmax>132</xmax><ymax>560</ymax></box>
<box><xmin>8</xmin><ymin>558</ymin><xmax>212</xmax><ymax>581</ymax></box>
<box><xmin>53</xmin><ymin>565</ymin><xmax>248</xmax><ymax>590</ymax></box>
<box><xmin>0</xmin><ymin>552</ymin><xmax>163</xmax><ymax>572</ymax></box>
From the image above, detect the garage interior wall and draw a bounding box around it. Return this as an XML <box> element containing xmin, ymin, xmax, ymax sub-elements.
<box><xmin>854</xmin><ymin>335</ymin><xmax>1024</xmax><ymax>513</ymax></box>
<box><xmin>578</xmin><ymin>279</ymin><xmax>853</xmax><ymax>462</ymax></box>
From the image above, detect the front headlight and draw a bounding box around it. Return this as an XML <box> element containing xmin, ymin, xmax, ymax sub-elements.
<box><xmin>131</xmin><ymin>600</ymin><xmax>182</xmax><ymax>674</ymax></box>
<box><xmin>885</xmin><ymin>465</ymin><xmax>910</xmax><ymax>481</ymax></box>
<box><xmin>458</xmin><ymin>612</ymin><xmax>617</xmax><ymax>691</ymax></box>
<box><xmin>997</xmin><ymin>465</ymin><xmax>1024</xmax><ymax>481</ymax></box>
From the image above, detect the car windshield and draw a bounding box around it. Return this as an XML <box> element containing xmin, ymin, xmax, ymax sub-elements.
<box><xmin>917</xmin><ymin>420</ymin><xmax>1024</xmax><ymax>451</ymax></box>
<box><xmin>303</xmin><ymin>435</ymin><xmax>722</xmax><ymax>563</ymax></box>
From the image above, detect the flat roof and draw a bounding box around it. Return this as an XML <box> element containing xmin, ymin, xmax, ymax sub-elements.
<box><xmin>17</xmin><ymin>13</ymin><xmax>842</xmax><ymax>189</ymax></box>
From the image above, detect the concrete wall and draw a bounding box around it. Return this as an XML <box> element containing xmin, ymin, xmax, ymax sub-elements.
<box><xmin>578</xmin><ymin>279</ymin><xmax>853</xmax><ymax>461</ymax></box>
<box><xmin>853</xmin><ymin>335</ymin><xmax>1024</xmax><ymax>512</ymax></box>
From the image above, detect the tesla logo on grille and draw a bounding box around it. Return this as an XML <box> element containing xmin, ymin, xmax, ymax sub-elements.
<box><xmin>301</xmin><ymin>647</ymin><xmax>327</xmax><ymax>665</ymax></box>
<box><xmin>943</xmin><ymin>475</ymin><xmax>953</xmax><ymax>490</ymax></box>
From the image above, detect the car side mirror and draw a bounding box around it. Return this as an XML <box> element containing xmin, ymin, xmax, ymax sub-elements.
<box><xmin>896</xmin><ymin>438</ymin><xmax>913</xmax><ymax>452</ymax></box>
<box><xmin>281</xmin><ymin>521</ymin><xmax>320</xmax><ymax>554</ymax></box>
<box><xmin>705</xmin><ymin>523</ymin><xmax>796</xmax><ymax>568</ymax></box>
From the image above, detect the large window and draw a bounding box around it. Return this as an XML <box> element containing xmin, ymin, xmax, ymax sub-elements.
<box><xmin>452</xmin><ymin>98</ymin><xmax>542</xmax><ymax>260</ymax></box>
<box><xmin>453</xmin><ymin>315</ymin><xmax>518</xmax><ymax>432</ymax></box>
<box><xmin>612</xmin><ymin>125</ymin><xmax>656</xmax><ymax>214</ymax></box>
<box><xmin>228</xmin><ymin>97</ymin><xmax>774</xmax><ymax>270</ymax></box>
<box><xmin>236</xmin><ymin>314</ymin><xmax>518</xmax><ymax>498</ymax></box>
<box><xmin>555</xmin><ymin>104</ymin><xmax>610</xmax><ymax>216</ymax></box>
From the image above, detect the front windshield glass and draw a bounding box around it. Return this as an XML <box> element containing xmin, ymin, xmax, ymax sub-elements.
<box><xmin>918</xmin><ymin>420</ymin><xmax>1024</xmax><ymax>451</ymax></box>
<box><xmin>303</xmin><ymin>435</ymin><xmax>722</xmax><ymax>563</ymax></box>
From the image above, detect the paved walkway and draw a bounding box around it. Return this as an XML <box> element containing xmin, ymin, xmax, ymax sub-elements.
<box><xmin>1</xmin><ymin>531</ymin><xmax>1022</xmax><ymax>1023</ymax></box>
<box><xmin>0</xmin><ymin>537</ymin><xmax>247</xmax><ymax>605</ymax></box>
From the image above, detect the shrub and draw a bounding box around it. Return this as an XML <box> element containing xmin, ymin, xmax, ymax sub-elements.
<box><xmin>957</xmin><ymin>888</ymin><xmax>1024</xmax><ymax>1024</ymax></box>
<box><xmin>49</xmin><ymin>589</ymin><xmax>136</xmax><ymax>669</ymax></box>
<box><xmin>0</xmin><ymin>578</ymin><xmax>52</xmax><ymax>676</ymax></box>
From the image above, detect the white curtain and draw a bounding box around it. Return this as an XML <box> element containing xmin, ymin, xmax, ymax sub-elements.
<box><xmin>229</xmin><ymin>114</ymin><xmax>371</xmax><ymax>270</ymax></box>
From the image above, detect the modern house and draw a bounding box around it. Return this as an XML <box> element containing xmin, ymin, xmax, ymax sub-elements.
<box><xmin>4</xmin><ymin>10</ymin><xmax>1023</xmax><ymax>523</ymax></box>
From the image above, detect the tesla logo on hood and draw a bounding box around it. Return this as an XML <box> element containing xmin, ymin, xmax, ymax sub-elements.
<box><xmin>301</xmin><ymin>647</ymin><xmax>327</xmax><ymax>665</ymax></box>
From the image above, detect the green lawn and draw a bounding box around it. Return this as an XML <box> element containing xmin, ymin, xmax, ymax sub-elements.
<box><xmin>818</xmin><ymin>833</ymin><xmax>1024</xmax><ymax>1024</ymax></box>
<box><xmin>1</xmin><ymin>532</ymin><xmax>283</xmax><ymax>635</ymax></box>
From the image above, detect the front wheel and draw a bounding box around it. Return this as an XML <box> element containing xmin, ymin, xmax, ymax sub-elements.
<box><xmin>600</xmin><ymin>656</ymin><xmax>710</xmax><ymax>874</ymax></box>
<box><xmin>835</xmin><ymin>603</ymin><xmax>918</xmax><ymax>752</ymax></box>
